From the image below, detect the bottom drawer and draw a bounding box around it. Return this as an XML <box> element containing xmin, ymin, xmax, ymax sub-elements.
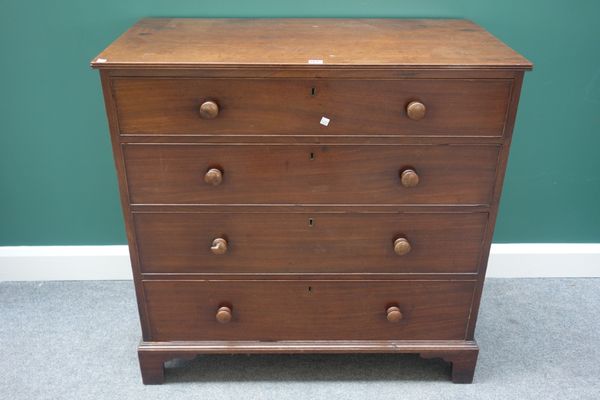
<box><xmin>143</xmin><ymin>280</ymin><xmax>475</xmax><ymax>341</ymax></box>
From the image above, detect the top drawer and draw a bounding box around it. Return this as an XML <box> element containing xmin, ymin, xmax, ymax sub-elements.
<box><xmin>112</xmin><ymin>78</ymin><xmax>512</xmax><ymax>136</ymax></box>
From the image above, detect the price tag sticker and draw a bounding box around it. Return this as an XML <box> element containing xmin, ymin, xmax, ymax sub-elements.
<box><xmin>320</xmin><ymin>116</ymin><xmax>331</xmax><ymax>126</ymax></box>
<box><xmin>308</xmin><ymin>59</ymin><xmax>324</xmax><ymax>64</ymax></box>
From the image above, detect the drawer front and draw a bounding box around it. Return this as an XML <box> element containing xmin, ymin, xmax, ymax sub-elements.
<box><xmin>134</xmin><ymin>212</ymin><xmax>487</xmax><ymax>273</ymax></box>
<box><xmin>113</xmin><ymin>78</ymin><xmax>511</xmax><ymax>136</ymax></box>
<box><xmin>143</xmin><ymin>280</ymin><xmax>475</xmax><ymax>341</ymax></box>
<box><xmin>124</xmin><ymin>144</ymin><xmax>499</xmax><ymax>205</ymax></box>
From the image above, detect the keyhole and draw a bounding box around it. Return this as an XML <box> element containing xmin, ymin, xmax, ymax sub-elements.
<box><xmin>308</xmin><ymin>218</ymin><xmax>314</xmax><ymax>227</ymax></box>
<box><xmin>311</xmin><ymin>87</ymin><xmax>316</xmax><ymax>96</ymax></box>
<box><xmin>309</xmin><ymin>152</ymin><xmax>315</xmax><ymax>160</ymax></box>
<box><xmin>308</xmin><ymin>286</ymin><xmax>313</xmax><ymax>293</ymax></box>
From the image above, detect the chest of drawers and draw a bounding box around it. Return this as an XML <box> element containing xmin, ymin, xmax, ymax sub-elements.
<box><xmin>92</xmin><ymin>18</ymin><xmax>531</xmax><ymax>384</ymax></box>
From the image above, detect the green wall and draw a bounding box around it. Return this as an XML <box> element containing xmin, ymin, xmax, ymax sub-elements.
<box><xmin>1</xmin><ymin>1</ymin><xmax>599</xmax><ymax>245</ymax></box>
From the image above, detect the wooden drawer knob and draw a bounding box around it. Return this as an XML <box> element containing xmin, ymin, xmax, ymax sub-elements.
<box><xmin>400</xmin><ymin>168</ymin><xmax>419</xmax><ymax>188</ymax></box>
<box><xmin>216</xmin><ymin>306</ymin><xmax>232</xmax><ymax>323</ymax></box>
<box><xmin>204</xmin><ymin>168</ymin><xmax>223</xmax><ymax>186</ymax></box>
<box><xmin>406</xmin><ymin>101</ymin><xmax>426</xmax><ymax>120</ymax></box>
<box><xmin>211</xmin><ymin>238</ymin><xmax>228</xmax><ymax>255</ymax></box>
<box><xmin>394</xmin><ymin>237</ymin><xmax>411</xmax><ymax>256</ymax></box>
<box><xmin>199</xmin><ymin>100</ymin><xmax>219</xmax><ymax>119</ymax></box>
<box><xmin>386</xmin><ymin>306</ymin><xmax>403</xmax><ymax>323</ymax></box>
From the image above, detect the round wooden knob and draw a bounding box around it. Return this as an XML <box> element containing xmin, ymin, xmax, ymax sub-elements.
<box><xmin>394</xmin><ymin>237</ymin><xmax>411</xmax><ymax>256</ymax></box>
<box><xmin>204</xmin><ymin>168</ymin><xmax>223</xmax><ymax>186</ymax></box>
<box><xmin>386</xmin><ymin>306</ymin><xmax>403</xmax><ymax>323</ymax></box>
<box><xmin>211</xmin><ymin>238</ymin><xmax>228</xmax><ymax>255</ymax></box>
<box><xmin>216</xmin><ymin>306</ymin><xmax>232</xmax><ymax>323</ymax></box>
<box><xmin>199</xmin><ymin>100</ymin><xmax>219</xmax><ymax>119</ymax></box>
<box><xmin>400</xmin><ymin>169</ymin><xmax>419</xmax><ymax>188</ymax></box>
<box><xmin>406</xmin><ymin>101</ymin><xmax>426</xmax><ymax>120</ymax></box>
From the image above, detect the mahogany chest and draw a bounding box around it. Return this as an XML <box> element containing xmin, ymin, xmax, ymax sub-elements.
<box><xmin>92</xmin><ymin>18</ymin><xmax>531</xmax><ymax>384</ymax></box>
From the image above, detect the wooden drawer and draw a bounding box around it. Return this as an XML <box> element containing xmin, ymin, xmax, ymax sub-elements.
<box><xmin>143</xmin><ymin>280</ymin><xmax>475</xmax><ymax>341</ymax></box>
<box><xmin>124</xmin><ymin>144</ymin><xmax>499</xmax><ymax>205</ymax></box>
<box><xmin>134</xmin><ymin>212</ymin><xmax>487</xmax><ymax>274</ymax></box>
<box><xmin>113</xmin><ymin>78</ymin><xmax>512</xmax><ymax>136</ymax></box>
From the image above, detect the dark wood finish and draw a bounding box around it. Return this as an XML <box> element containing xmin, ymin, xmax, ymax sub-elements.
<box><xmin>93</xmin><ymin>18</ymin><xmax>530</xmax><ymax>384</ymax></box>
<box><xmin>123</xmin><ymin>144</ymin><xmax>500</xmax><ymax>205</ymax></box>
<box><xmin>91</xmin><ymin>19</ymin><xmax>532</xmax><ymax>69</ymax></box>
<box><xmin>99</xmin><ymin>71</ymin><xmax>153</xmax><ymax>340</ymax></box>
<box><xmin>466</xmin><ymin>71</ymin><xmax>527</xmax><ymax>339</ymax></box>
<box><xmin>138</xmin><ymin>340</ymin><xmax>479</xmax><ymax>384</ymax></box>
<box><xmin>138</xmin><ymin>349</ymin><xmax>196</xmax><ymax>384</ymax></box>
<box><xmin>142</xmin><ymin>273</ymin><xmax>478</xmax><ymax>281</ymax></box>
<box><xmin>132</xmin><ymin>204</ymin><xmax>489</xmax><ymax>213</ymax></box>
<box><xmin>112</xmin><ymin>78</ymin><xmax>512</xmax><ymax>136</ymax></box>
<box><xmin>421</xmin><ymin>348</ymin><xmax>479</xmax><ymax>383</ymax></box>
<box><xmin>119</xmin><ymin>134</ymin><xmax>506</xmax><ymax>145</ymax></box>
<box><xmin>143</xmin><ymin>280</ymin><xmax>475</xmax><ymax>341</ymax></box>
<box><xmin>133</xmin><ymin>212</ymin><xmax>487</xmax><ymax>273</ymax></box>
<box><xmin>107</xmin><ymin>67</ymin><xmax>521</xmax><ymax>79</ymax></box>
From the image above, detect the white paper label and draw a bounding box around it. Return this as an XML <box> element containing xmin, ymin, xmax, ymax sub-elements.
<box><xmin>320</xmin><ymin>116</ymin><xmax>330</xmax><ymax>126</ymax></box>
<box><xmin>308</xmin><ymin>59</ymin><xmax>324</xmax><ymax>64</ymax></box>
<box><xmin>96</xmin><ymin>58</ymin><xmax>107</xmax><ymax>63</ymax></box>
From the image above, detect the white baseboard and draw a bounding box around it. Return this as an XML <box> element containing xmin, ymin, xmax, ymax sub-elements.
<box><xmin>486</xmin><ymin>243</ymin><xmax>600</xmax><ymax>278</ymax></box>
<box><xmin>0</xmin><ymin>244</ymin><xmax>599</xmax><ymax>281</ymax></box>
<box><xmin>0</xmin><ymin>246</ymin><xmax>132</xmax><ymax>281</ymax></box>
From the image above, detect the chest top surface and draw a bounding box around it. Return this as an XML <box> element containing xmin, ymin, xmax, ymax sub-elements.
<box><xmin>91</xmin><ymin>18</ymin><xmax>532</xmax><ymax>70</ymax></box>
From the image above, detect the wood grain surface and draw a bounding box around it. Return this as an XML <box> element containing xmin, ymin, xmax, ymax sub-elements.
<box><xmin>91</xmin><ymin>19</ymin><xmax>532</xmax><ymax>69</ymax></box>
<box><xmin>113</xmin><ymin>78</ymin><xmax>512</xmax><ymax>136</ymax></box>
<box><xmin>93</xmin><ymin>18</ymin><xmax>531</xmax><ymax>384</ymax></box>
<box><xmin>123</xmin><ymin>144</ymin><xmax>499</xmax><ymax>205</ymax></box>
<box><xmin>143</xmin><ymin>279</ymin><xmax>476</xmax><ymax>341</ymax></box>
<box><xmin>134</xmin><ymin>211</ymin><xmax>487</xmax><ymax>274</ymax></box>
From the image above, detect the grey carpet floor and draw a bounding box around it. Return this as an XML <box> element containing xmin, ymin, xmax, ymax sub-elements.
<box><xmin>1</xmin><ymin>279</ymin><xmax>599</xmax><ymax>399</ymax></box>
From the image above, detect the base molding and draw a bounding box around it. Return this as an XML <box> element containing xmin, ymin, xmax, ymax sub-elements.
<box><xmin>137</xmin><ymin>340</ymin><xmax>479</xmax><ymax>384</ymax></box>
